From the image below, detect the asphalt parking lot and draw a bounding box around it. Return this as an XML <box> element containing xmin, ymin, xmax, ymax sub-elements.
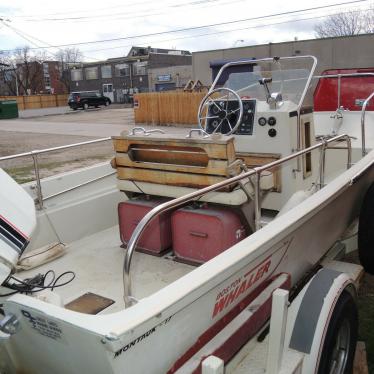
<box><xmin>2</xmin><ymin>106</ymin><xmax>136</xmax><ymax>137</ymax></box>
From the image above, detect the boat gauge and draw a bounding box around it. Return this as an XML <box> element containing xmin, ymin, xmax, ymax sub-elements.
<box><xmin>258</xmin><ymin>117</ymin><xmax>267</xmax><ymax>126</ymax></box>
<box><xmin>268</xmin><ymin>128</ymin><xmax>277</xmax><ymax>137</ymax></box>
<box><xmin>268</xmin><ymin>116</ymin><xmax>276</xmax><ymax>126</ymax></box>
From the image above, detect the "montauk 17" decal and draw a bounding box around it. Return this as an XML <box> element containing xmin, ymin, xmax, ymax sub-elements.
<box><xmin>114</xmin><ymin>316</ymin><xmax>172</xmax><ymax>358</ymax></box>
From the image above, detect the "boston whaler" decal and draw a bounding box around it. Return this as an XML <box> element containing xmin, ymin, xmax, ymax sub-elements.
<box><xmin>212</xmin><ymin>239</ymin><xmax>292</xmax><ymax>318</ymax></box>
<box><xmin>212</xmin><ymin>259</ymin><xmax>271</xmax><ymax>318</ymax></box>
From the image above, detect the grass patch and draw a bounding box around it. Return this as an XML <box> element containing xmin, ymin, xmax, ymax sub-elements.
<box><xmin>4</xmin><ymin>156</ymin><xmax>111</xmax><ymax>184</ymax></box>
<box><xmin>4</xmin><ymin>165</ymin><xmax>39</xmax><ymax>184</ymax></box>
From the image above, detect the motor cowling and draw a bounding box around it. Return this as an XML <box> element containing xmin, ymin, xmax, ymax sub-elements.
<box><xmin>0</xmin><ymin>169</ymin><xmax>36</xmax><ymax>284</ymax></box>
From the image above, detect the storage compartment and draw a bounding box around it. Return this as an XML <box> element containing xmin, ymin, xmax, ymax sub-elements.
<box><xmin>172</xmin><ymin>206</ymin><xmax>246</xmax><ymax>264</ymax></box>
<box><xmin>118</xmin><ymin>198</ymin><xmax>172</xmax><ymax>255</ymax></box>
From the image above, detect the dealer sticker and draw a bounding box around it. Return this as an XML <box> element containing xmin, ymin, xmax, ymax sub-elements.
<box><xmin>21</xmin><ymin>309</ymin><xmax>65</xmax><ymax>342</ymax></box>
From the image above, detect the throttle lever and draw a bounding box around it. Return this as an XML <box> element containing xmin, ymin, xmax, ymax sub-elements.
<box><xmin>259</xmin><ymin>78</ymin><xmax>273</xmax><ymax>85</ymax></box>
<box><xmin>258</xmin><ymin>78</ymin><xmax>272</xmax><ymax>103</ymax></box>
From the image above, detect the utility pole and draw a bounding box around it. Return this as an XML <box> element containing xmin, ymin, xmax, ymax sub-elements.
<box><xmin>14</xmin><ymin>68</ymin><xmax>19</xmax><ymax>96</ymax></box>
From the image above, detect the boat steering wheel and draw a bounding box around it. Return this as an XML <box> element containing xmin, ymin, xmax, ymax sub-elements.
<box><xmin>198</xmin><ymin>87</ymin><xmax>243</xmax><ymax>135</ymax></box>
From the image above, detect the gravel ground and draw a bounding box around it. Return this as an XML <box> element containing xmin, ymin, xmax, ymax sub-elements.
<box><xmin>0</xmin><ymin>108</ymin><xmax>129</xmax><ymax>182</ymax></box>
<box><xmin>0</xmin><ymin>131</ymin><xmax>114</xmax><ymax>182</ymax></box>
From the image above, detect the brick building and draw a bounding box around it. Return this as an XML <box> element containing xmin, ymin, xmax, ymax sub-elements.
<box><xmin>42</xmin><ymin>61</ymin><xmax>67</xmax><ymax>94</ymax></box>
<box><xmin>69</xmin><ymin>46</ymin><xmax>192</xmax><ymax>103</ymax></box>
<box><xmin>0</xmin><ymin>60</ymin><xmax>68</xmax><ymax>96</ymax></box>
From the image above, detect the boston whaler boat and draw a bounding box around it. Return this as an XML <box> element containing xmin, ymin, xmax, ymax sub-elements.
<box><xmin>0</xmin><ymin>56</ymin><xmax>373</xmax><ymax>373</ymax></box>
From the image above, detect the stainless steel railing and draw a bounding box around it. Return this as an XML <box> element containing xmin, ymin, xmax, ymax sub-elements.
<box><xmin>0</xmin><ymin>137</ymin><xmax>112</xmax><ymax>209</ymax></box>
<box><xmin>123</xmin><ymin>134</ymin><xmax>352</xmax><ymax>307</ymax></box>
<box><xmin>361</xmin><ymin>91</ymin><xmax>374</xmax><ymax>157</ymax></box>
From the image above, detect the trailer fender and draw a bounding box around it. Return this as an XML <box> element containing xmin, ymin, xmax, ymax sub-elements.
<box><xmin>286</xmin><ymin>268</ymin><xmax>357</xmax><ymax>373</ymax></box>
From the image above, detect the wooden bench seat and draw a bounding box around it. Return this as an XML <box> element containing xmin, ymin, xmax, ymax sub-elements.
<box><xmin>112</xmin><ymin>133</ymin><xmax>240</xmax><ymax>189</ymax></box>
<box><xmin>111</xmin><ymin>132</ymin><xmax>281</xmax><ymax>194</ymax></box>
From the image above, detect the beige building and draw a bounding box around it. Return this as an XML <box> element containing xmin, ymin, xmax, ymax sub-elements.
<box><xmin>148</xmin><ymin>65</ymin><xmax>192</xmax><ymax>92</ymax></box>
<box><xmin>192</xmin><ymin>34</ymin><xmax>374</xmax><ymax>86</ymax></box>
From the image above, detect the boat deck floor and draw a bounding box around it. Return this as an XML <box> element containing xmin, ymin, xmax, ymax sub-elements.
<box><xmin>15</xmin><ymin>226</ymin><xmax>195</xmax><ymax>314</ymax></box>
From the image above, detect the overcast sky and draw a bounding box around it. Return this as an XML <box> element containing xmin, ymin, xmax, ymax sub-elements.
<box><xmin>0</xmin><ymin>0</ymin><xmax>371</xmax><ymax>61</ymax></box>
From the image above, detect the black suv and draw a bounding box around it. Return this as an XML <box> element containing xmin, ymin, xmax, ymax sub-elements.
<box><xmin>68</xmin><ymin>91</ymin><xmax>111</xmax><ymax>110</ymax></box>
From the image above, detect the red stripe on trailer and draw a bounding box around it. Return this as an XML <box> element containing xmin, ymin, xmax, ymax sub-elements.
<box><xmin>168</xmin><ymin>274</ymin><xmax>291</xmax><ymax>373</ymax></box>
<box><xmin>0</xmin><ymin>214</ymin><xmax>29</xmax><ymax>240</ymax></box>
<box><xmin>211</xmin><ymin>276</ymin><xmax>290</xmax><ymax>371</ymax></box>
<box><xmin>177</xmin><ymin>274</ymin><xmax>291</xmax><ymax>374</ymax></box>
<box><xmin>168</xmin><ymin>243</ymin><xmax>291</xmax><ymax>373</ymax></box>
<box><xmin>167</xmin><ymin>281</ymin><xmax>270</xmax><ymax>373</ymax></box>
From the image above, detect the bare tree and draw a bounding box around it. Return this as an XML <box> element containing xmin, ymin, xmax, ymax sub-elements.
<box><xmin>0</xmin><ymin>52</ymin><xmax>17</xmax><ymax>95</ymax></box>
<box><xmin>315</xmin><ymin>9</ymin><xmax>367</xmax><ymax>38</ymax></box>
<box><xmin>0</xmin><ymin>46</ymin><xmax>50</xmax><ymax>95</ymax></box>
<box><xmin>55</xmin><ymin>48</ymin><xmax>83</xmax><ymax>92</ymax></box>
<box><xmin>14</xmin><ymin>47</ymin><xmax>43</xmax><ymax>94</ymax></box>
<box><xmin>363</xmin><ymin>7</ymin><xmax>374</xmax><ymax>33</ymax></box>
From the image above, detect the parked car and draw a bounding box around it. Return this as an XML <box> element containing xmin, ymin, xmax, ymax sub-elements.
<box><xmin>68</xmin><ymin>91</ymin><xmax>111</xmax><ymax>110</ymax></box>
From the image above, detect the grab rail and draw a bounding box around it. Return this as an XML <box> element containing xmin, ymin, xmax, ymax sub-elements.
<box><xmin>123</xmin><ymin>134</ymin><xmax>352</xmax><ymax>307</ymax></box>
<box><xmin>0</xmin><ymin>137</ymin><xmax>111</xmax><ymax>209</ymax></box>
<box><xmin>361</xmin><ymin>91</ymin><xmax>374</xmax><ymax>157</ymax></box>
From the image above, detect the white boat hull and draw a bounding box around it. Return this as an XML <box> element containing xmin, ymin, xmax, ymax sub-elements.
<box><xmin>1</xmin><ymin>150</ymin><xmax>373</xmax><ymax>374</ymax></box>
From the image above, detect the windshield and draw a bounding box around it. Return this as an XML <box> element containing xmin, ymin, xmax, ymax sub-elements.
<box><xmin>214</xmin><ymin>58</ymin><xmax>314</xmax><ymax>107</ymax></box>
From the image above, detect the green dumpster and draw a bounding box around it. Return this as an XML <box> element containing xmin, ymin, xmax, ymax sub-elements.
<box><xmin>0</xmin><ymin>100</ymin><xmax>19</xmax><ymax>119</ymax></box>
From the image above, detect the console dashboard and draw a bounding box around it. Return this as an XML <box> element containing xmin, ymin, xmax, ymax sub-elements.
<box><xmin>207</xmin><ymin>99</ymin><xmax>256</xmax><ymax>135</ymax></box>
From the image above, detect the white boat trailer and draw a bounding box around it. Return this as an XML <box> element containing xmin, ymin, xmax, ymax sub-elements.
<box><xmin>200</xmin><ymin>254</ymin><xmax>363</xmax><ymax>374</ymax></box>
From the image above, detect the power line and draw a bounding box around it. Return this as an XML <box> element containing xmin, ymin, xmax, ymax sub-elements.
<box><xmin>18</xmin><ymin>0</ymin><xmax>226</xmax><ymax>22</ymax></box>
<box><xmin>79</xmin><ymin>8</ymin><xmax>367</xmax><ymax>55</ymax></box>
<box><xmin>10</xmin><ymin>0</ymin><xmax>189</xmax><ymax>18</ymax></box>
<box><xmin>13</xmin><ymin>0</ymin><xmax>242</xmax><ymax>25</ymax></box>
<box><xmin>1</xmin><ymin>22</ymin><xmax>43</xmax><ymax>49</ymax></box>
<box><xmin>1</xmin><ymin>21</ymin><xmax>101</xmax><ymax>62</ymax></box>
<box><xmin>0</xmin><ymin>0</ymin><xmax>369</xmax><ymax>52</ymax></box>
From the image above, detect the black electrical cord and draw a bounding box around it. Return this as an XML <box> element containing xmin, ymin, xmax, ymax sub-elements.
<box><xmin>0</xmin><ymin>270</ymin><xmax>75</xmax><ymax>297</ymax></box>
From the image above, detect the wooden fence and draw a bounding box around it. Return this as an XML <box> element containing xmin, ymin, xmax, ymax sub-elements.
<box><xmin>0</xmin><ymin>94</ymin><xmax>69</xmax><ymax>110</ymax></box>
<box><xmin>134</xmin><ymin>92</ymin><xmax>206</xmax><ymax>126</ymax></box>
